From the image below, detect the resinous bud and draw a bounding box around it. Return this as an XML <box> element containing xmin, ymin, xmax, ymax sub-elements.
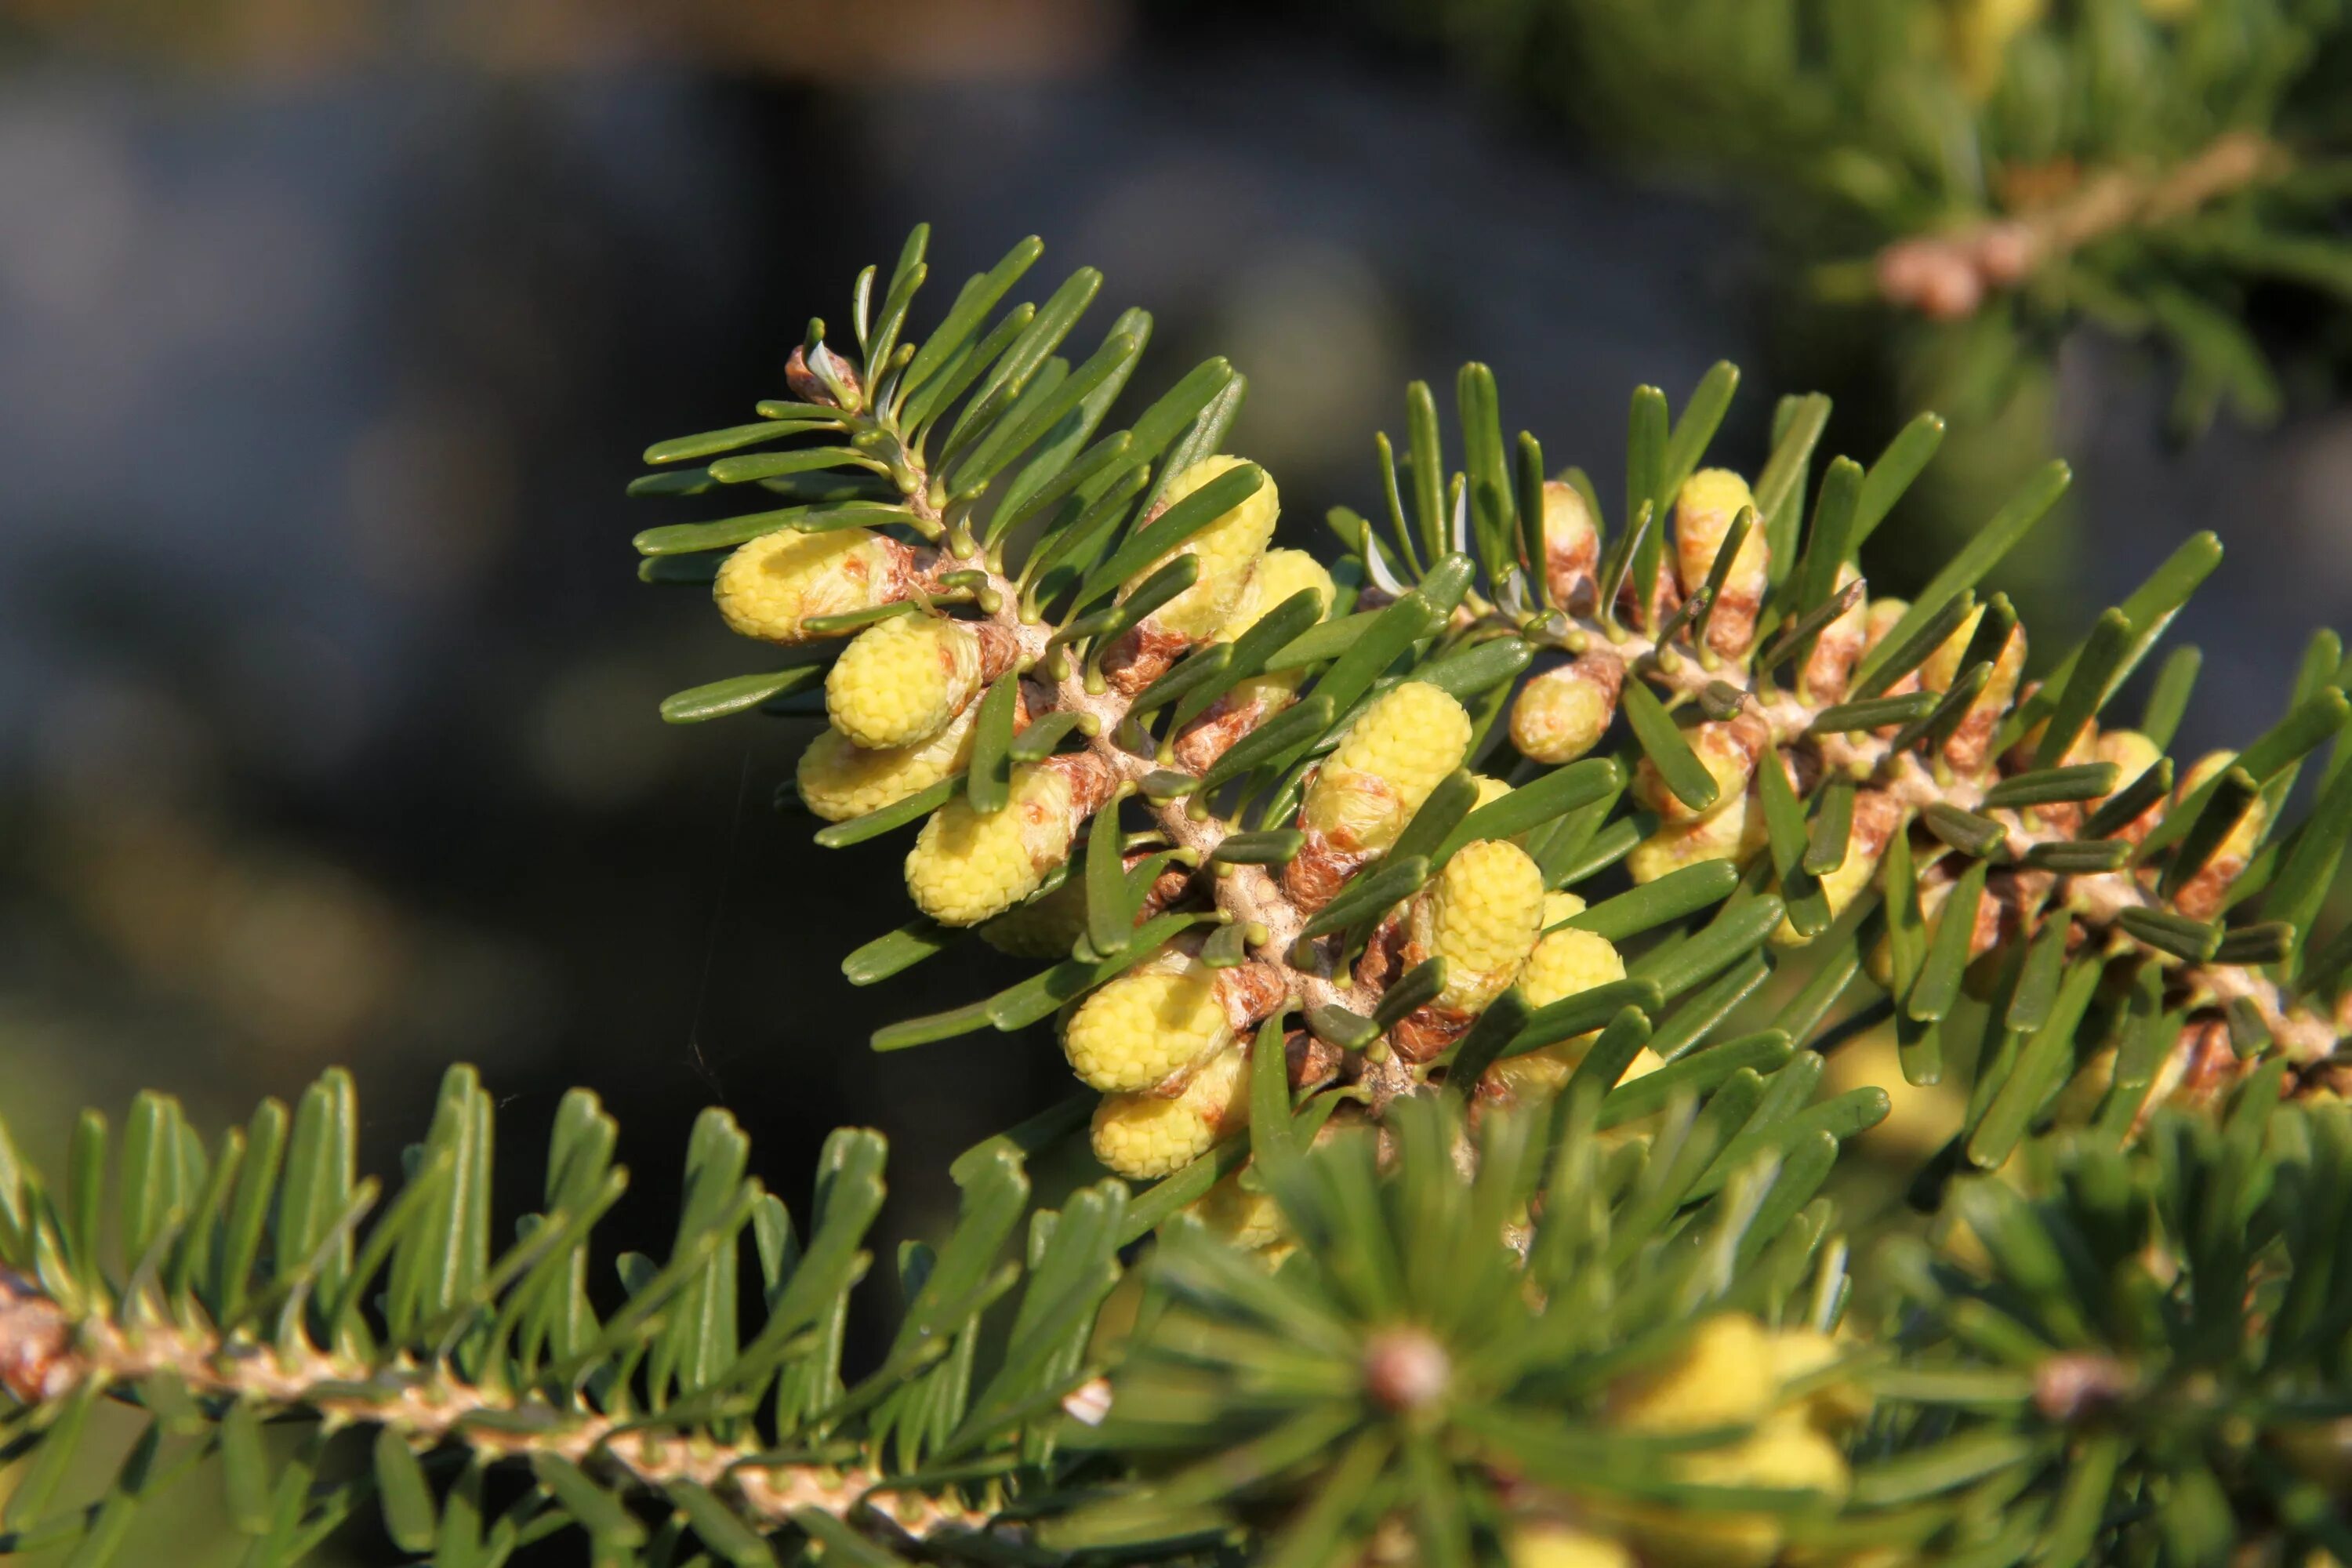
<box><xmin>1672</xmin><ymin>469</ymin><xmax>1769</xmax><ymax>658</ymax></box>
<box><xmin>1510</xmin><ymin>650</ymin><xmax>1624</xmax><ymax>764</ymax></box>
<box><xmin>713</xmin><ymin>527</ymin><xmax>916</xmax><ymax>644</ymax></box>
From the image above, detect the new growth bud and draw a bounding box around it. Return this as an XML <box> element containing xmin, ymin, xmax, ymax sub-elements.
<box><xmin>713</xmin><ymin>528</ymin><xmax>918</xmax><ymax>644</ymax></box>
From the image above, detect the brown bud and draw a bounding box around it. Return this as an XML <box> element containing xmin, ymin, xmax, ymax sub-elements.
<box><xmin>2089</xmin><ymin>730</ymin><xmax>2166</xmax><ymax>845</ymax></box>
<box><xmin>1099</xmin><ymin>620</ymin><xmax>1199</xmax><ymax>696</ymax></box>
<box><xmin>1388</xmin><ymin>1007</ymin><xmax>1471</xmax><ymax>1065</ymax></box>
<box><xmin>1281</xmin><ymin>827</ymin><xmax>1374</xmax><ymax>915</ymax></box>
<box><xmin>1172</xmin><ymin>682</ymin><xmax>1287</xmax><ymax>772</ymax></box>
<box><xmin>785</xmin><ymin>340</ymin><xmax>865</xmax><ymax>414</ymax></box>
<box><xmin>1038</xmin><ymin>750</ymin><xmax>1120</xmax><ymax>821</ymax></box>
<box><xmin>1286</xmin><ymin>1029</ymin><xmax>1343</xmax><ymax>1091</ymax></box>
<box><xmin>1617</xmin><ymin>558</ymin><xmax>1682</xmax><ymax>637</ymax></box>
<box><xmin>0</xmin><ymin>1269</ymin><xmax>77</xmax><ymax>1405</ymax></box>
<box><xmin>1973</xmin><ymin>222</ymin><xmax>2039</xmax><ymax>285</ymax></box>
<box><xmin>1363</xmin><ymin>1327</ymin><xmax>1452</xmax><ymax>1412</ymax></box>
<box><xmin>1916</xmin><ymin>251</ymin><xmax>1986</xmax><ymax>321</ymax></box>
<box><xmin>1211</xmin><ymin>961</ymin><xmax>1290</xmax><ymax>1034</ymax></box>
<box><xmin>2152</xmin><ymin>1016</ymin><xmax>2249</xmax><ymax>1115</ymax></box>
<box><xmin>2033</xmin><ymin>1352</ymin><xmax>2136</xmax><ymax>1424</ymax></box>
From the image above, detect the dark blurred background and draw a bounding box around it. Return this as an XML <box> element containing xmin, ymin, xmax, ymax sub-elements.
<box><xmin>2</xmin><ymin>1</ymin><xmax>2348</xmax><ymax>1554</ymax></box>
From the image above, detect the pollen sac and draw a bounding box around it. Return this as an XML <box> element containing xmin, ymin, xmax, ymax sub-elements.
<box><xmin>1408</xmin><ymin>840</ymin><xmax>1545</xmax><ymax>1015</ymax></box>
<box><xmin>1519</xmin><ymin>924</ymin><xmax>1624</xmax><ymax>1011</ymax></box>
<box><xmin>1632</xmin><ymin>712</ymin><xmax>1767</xmax><ymax>826</ymax></box>
<box><xmin>1671</xmin><ymin>468</ymin><xmax>1770</xmax><ymax>658</ymax></box>
<box><xmin>1171</xmin><ymin>549</ymin><xmax>1334</xmax><ymax>771</ymax></box>
<box><xmin>1629</xmin><ymin>789</ymin><xmax>1752</xmax><ymax>886</ymax></box>
<box><xmin>1944</xmin><ymin>617</ymin><xmax>2027</xmax><ymax>775</ymax></box>
<box><xmin>1799</xmin><ymin>564</ymin><xmax>1870</xmax><ymax>703</ymax></box>
<box><xmin>1299</xmin><ymin>681</ymin><xmax>1474</xmax><ymax>855</ymax></box>
<box><xmin>1063</xmin><ymin>957</ymin><xmax>1236</xmax><ymax>1094</ymax></box>
<box><xmin>713</xmin><ymin>527</ymin><xmax>913</xmax><ymax>644</ymax></box>
<box><xmin>1610</xmin><ymin>1412</ymin><xmax>1850</xmax><ymax>1568</ymax></box>
<box><xmin>2090</xmin><ymin>728</ymin><xmax>2165</xmax><ymax>844</ymax></box>
<box><xmin>1189</xmin><ymin>1171</ymin><xmax>1287</xmax><ymax>1253</ymax></box>
<box><xmin>905</xmin><ymin>755</ymin><xmax>1110</xmax><ymax>927</ymax></box>
<box><xmin>1089</xmin><ymin>1044</ymin><xmax>1250</xmax><ymax>1179</ymax></box>
<box><xmin>1510</xmin><ymin>651</ymin><xmax>1624</xmax><ymax>764</ymax></box>
<box><xmin>1138</xmin><ymin>456</ymin><xmax>1283</xmax><ymax>639</ymax></box>
<box><xmin>1483</xmin><ymin>917</ymin><xmax>1640</xmax><ymax>1098</ymax></box>
<box><xmin>1539</xmin><ymin>479</ymin><xmax>1601</xmax><ymax>612</ymax></box>
<box><xmin>1103</xmin><ymin>456</ymin><xmax>1282</xmax><ymax>693</ymax></box>
<box><xmin>797</xmin><ymin>698</ymin><xmax>987</xmax><ymax>822</ymax></box>
<box><xmin>1221</xmin><ymin>546</ymin><xmax>1334</xmax><ymax>636</ymax></box>
<box><xmin>824</xmin><ymin>615</ymin><xmax>978</xmax><ymax>750</ymax></box>
<box><xmin>1505</xmin><ymin>1524</ymin><xmax>1635</xmax><ymax>1568</ymax></box>
<box><xmin>977</xmin><ymin>875</ymin><xmax>1087</xmax><ymax>958</ymax></box>
<box><xmin>1609</xmin><ymin>1312</ymin><xmax>1779</xmax><ymax>1432</ymax></box>
<box><xmin>2170</xmin><ymin>750</ymin><xmax>2268</xmax><ymax>920</ymax></box>
<box><xmin>1773</xmin><ymin>787</ymin><xmax>1903</xmax><ymax>945</ymax></box>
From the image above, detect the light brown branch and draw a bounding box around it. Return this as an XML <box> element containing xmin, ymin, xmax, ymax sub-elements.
<box><xmin>1875</xmin><ymin>131</ymin><xmax>2291</xmax><ymax>321</ymax></box>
